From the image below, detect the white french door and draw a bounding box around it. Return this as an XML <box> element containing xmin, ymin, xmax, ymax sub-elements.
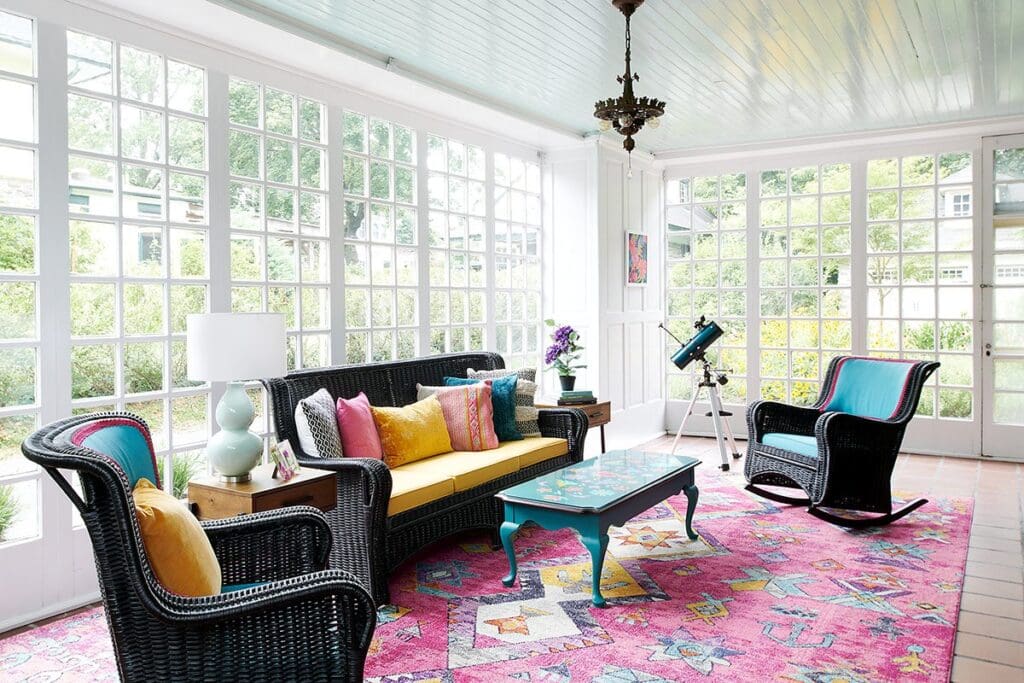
<box><xmin>982</xmin><ymin>134</ymin><xmax>1024</xmax><ymax>459</ymax></box>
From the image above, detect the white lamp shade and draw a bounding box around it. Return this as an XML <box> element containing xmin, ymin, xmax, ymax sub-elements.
<box><xmin>186</xmin><ymin>313</ymin><xmax>287</xmax><ymax>382</ymax></box>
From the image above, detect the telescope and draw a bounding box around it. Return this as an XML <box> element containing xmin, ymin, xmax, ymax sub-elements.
<box><xmin>659</xmin><ymin>316</ymin><xmax>742</xmax><ymax>471</ymax></box>
<box><xmin>663</xmin><ymin>316</ymin><xmax>724</xmax><ymax>372</ymax></box>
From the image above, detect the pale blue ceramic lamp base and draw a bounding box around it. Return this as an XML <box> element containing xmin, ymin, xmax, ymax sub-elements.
<box><xmin>208</xmin><ymin>381</ymin><xmax>263</xmax><ymax>482</ymax></box>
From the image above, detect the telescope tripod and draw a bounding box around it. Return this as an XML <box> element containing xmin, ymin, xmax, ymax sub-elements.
<box><xmin>670</xmin><ymin>357</ymin><xmax>742</xmax><ymax>471</ymax></box>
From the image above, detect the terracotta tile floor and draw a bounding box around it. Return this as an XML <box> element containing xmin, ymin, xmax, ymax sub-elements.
<box><xmin>638</xmin><ymin>434</ymin><xmax>1024</xmax><ymax>683</ymax></box>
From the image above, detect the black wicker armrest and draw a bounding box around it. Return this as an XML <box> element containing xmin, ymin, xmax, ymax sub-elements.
<box><xmin>815</xmin><ymin>411</ymin><xmax>905</xmax><ymax>458</ymax></box>
<box><xmin>158</xmin><ymin>569</ymin><xmax>377</xmax><ymax>676</ymax></box>
<box><xmin>202</xmin><ymin>506</ymin><xmax>332</xmax><ymax>585</ymax></box>
<box><xmin>538</xmin><ymin>408</ymin><xmax>588</xmax><ymax>462</ymax></box>
<box><xmin>293</xmin><ymin>456</ymin><xmax>391</xmax><ymax>603</ymax></box>
<box><xmin>748</xmin><ymin>400</ymin><xmax>821</xmax><ymax>441</ymax></box>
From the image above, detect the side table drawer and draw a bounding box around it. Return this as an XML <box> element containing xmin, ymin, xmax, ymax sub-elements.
<box><xmin>581</xmin><ymin>402</ymin><xmax>611</xmax><ymax>427</ymax></box>
<box><xmin>253</xmin><ymin>474</ymin><xmax>336</xmax><ymax>513</ymax></box>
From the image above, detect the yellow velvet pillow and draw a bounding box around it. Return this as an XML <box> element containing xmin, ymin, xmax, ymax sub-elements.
<box><xmin>133</xmin><ymin>478</ymin><xmax>222</xmax><ymax>597</ymax></box>
<box><xmin>372</xmin><ymin>395</ymin><xmax>454</xmax><ymax>468</ymax></box>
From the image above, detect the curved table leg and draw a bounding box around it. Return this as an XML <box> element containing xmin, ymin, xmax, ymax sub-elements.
<box><xmin>581</xmin><ymin>532</ymin><xmax>610</xmax><ymax>607</ymax></box>
<box><xmin>683</xmin><ymin>484</ymin><xmax>699</xmax><ymax>540</ymax></box>
<box><xmin>500</xmin><ymin>521</ymin><xmax>521</xmax><ymax>587</ymax></box>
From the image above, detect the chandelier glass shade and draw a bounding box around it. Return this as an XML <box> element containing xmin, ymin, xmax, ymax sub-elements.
<box><xmin>593</xmin><ymin>0</ymin><xmax>665</xmax><ymax>154</ymax></box>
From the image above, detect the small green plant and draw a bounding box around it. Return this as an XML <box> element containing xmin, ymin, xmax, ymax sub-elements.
<box><xmin>0</xmin><ymin>485</ymin><xmax>19</xmax><ymax>542</ymax></box>
<box><xmin>172</xmin><ymin>453</ymin><xmax>204</xmax><ymax>500</ymax></box>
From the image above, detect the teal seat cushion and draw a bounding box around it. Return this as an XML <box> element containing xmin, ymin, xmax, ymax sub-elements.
<box><xmin>762</xmin><ymin>433</ymin><xmax>818</xmax><ymax>459</ymax></box>
<box><xmin>822</xmin><ymin>358</ymin><xmax>915</xmax><ymax>420</ymax></box>
<box><xmin>222</xmin><ymin>581</ymin><xmax>269</xmax><ymax>592</ymax></box>
<box><xmin>71</xmin><ymin>418</ymin><xmax>160</xmax><ymax>488</ymax></box>
<box><xmin>444</xmin><ymin>375</ymin><xmax>523</xmax><ymax>442</ymax></box>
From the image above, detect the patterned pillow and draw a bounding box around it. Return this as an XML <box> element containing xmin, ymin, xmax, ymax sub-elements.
<box><xmin>468</xmin><ymin>368</ymin><xmax>540</xmax><ymax>437</ymax></box>
<box><xmin>445</xmin><ymin>375</ymin><xmax>522</xmax><ymax>441</ymax></box>
<box><xmin>294</xmin><ymin>388</ymin><xmax>343</xmax><ymax>458</ymax></box>
<box><xmin>432</xmin><ymin>384</ymin><xmax>499</xmax><ymax>451</ymax></box>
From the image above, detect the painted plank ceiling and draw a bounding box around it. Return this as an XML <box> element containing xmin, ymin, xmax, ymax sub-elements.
<box><xmin>215</xmin><ymin>0</ymin><xmax>1024</xmax><ymax>153</ymax></box>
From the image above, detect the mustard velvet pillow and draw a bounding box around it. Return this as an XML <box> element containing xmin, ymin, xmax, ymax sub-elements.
<box><xmin>371</xmin><ymin>395</ymin><xmax>453</xmax><ymax>468</ymax></box>
<box><xmin>133</xmin><ymin>478</ymin><xmax>222</xmax><ymax>597</ymax></box>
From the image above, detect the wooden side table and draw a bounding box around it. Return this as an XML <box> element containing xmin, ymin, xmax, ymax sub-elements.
<box><xmin>537</xmin><ymin>399</ymin><xmax>612</xmax><ymax>453</ymax></box>
<box><xmin>187</xmin><ymin>463</ymin><xmax>336</xmax><ymax>521</ymax></box>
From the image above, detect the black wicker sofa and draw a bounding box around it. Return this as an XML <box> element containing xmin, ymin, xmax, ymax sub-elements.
<box><xmin>263</xmin><ymin>352</ymin><xmax>588</xmax><ymax>605</ymax></box>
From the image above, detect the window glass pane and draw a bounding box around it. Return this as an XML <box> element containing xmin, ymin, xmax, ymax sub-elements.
<box><xmin>0</xmin><ymin>11</ymin><xmax>33</xmax><ymax>76</ymax></box>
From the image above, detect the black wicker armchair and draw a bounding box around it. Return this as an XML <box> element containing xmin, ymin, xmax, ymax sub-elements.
<box><xmin>22</xmin><ymin>413</ymin><xmax>376</xmax><ymax>682</ymax></box>
<box><xmin>745</xmin><ymin>355</ymin><xmax>939</xmax><ymax>528</ymax></box>
<box><xmin>262</xmin><ymin>352</ymin><xmax>588</xmax><ymax>606</ymax></box>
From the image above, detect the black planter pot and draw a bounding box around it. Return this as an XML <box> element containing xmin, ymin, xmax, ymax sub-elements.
<box><xmin>558</xmin><ymin>375</ymin><xmax>576</xmax><ymax>391</ymax></box>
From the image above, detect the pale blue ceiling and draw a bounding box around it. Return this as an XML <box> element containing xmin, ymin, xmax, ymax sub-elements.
<box><xmin>213</xmin><ymin>0</ymin><xmax>1024</xmax><ymax>153</ymax></box>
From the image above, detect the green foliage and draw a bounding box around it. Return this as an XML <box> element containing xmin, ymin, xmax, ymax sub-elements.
<box><xmin>172</xmin><ymin>452</ymin><xmax>203</xmax><ymax>500</ymax></box>
<box><xmin>0</xmin><ymin>485</ymin><xmax>18</xmax><ymax>541</ymax></box>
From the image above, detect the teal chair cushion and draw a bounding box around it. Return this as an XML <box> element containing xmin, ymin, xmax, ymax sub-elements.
<box><xmin>822</xmin><ymin>358</ymin><xmax>915</xmax><ymax>420</ymax></box>
<box><xmin>222</xmin><ymin>581</ymin><xmax>268</xmax><ymax>592</ymax></box>
<box><xmin>762</xmin><ymin>432</ymin><xmax>818</xmax><ymax>458</ymax></box>
<box><xmin>71</xmin><ymin>418</ymin><xmax>160</xmax><ymax>489</ymax></box>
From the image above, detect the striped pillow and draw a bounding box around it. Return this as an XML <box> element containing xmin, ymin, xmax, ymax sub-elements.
<box><xmin>432</xmin><ymin>384</ymin><xmax>499</xmax><ymax>452</ymax></box>
<box><xmin>467</xmin><ymin>368</ymin><xmax>541</xmax><ymax>437</ymax></box>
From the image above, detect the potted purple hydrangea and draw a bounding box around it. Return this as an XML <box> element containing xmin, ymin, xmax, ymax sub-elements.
<box><xmin>544</xmin><ymin>319</ymin><xmax>586</xmax><ymax>391</ymax></box>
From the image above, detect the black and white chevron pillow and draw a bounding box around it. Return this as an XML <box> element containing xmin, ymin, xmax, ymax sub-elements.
<box><xmin>468</xmin><ymin>367</ymin><xmax>541</xmax><ymax>437</ymax></box>
<box><xmin>294</xmin><ymin>388</ymin><xmax>343</xmax><ymax>458</ymax></box>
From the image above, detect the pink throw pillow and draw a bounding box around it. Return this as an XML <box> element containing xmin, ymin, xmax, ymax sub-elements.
<box><xmin>434</xmin><ymin>384</ymin><xmax>499</xmax><ymax>452</ymax></box>
<box><xmin>336</xmin><ymin>392</ymin><xmax>383</xmax><ymax>459</ymax></box>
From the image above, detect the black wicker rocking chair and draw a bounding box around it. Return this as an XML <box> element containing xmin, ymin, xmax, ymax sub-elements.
<box><xmin>22</xmin><ymin>413</ymin><xmax>376</xmax><ymax>682</ymax></box>
<box><xmin>745</xmin><ymin>355</ymin><xmax>939</xmax><ymax>528</ymax></box>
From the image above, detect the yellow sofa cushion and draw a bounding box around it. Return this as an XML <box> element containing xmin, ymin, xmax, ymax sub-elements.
<box><xmin>500</xmin><ymin>437</ymin><xmax>570</xmax><ymax>468</ymax></box>
<box><xmin>385</xmin><ymin>437</ymin><xmax>569</xmax><ymax>515</ymax></box>
<box><xmin>372</xmin><ymin>396</ymin><xmax>453</xmax><ymax>468</ymax></box>
<box><xmin>133</xmin><ymin>478</ymin><xmax>222</xmax><ymax>597</ymax></box>
<box><xmin>395</xmin><ymin>448</ymin><xmax>521</xmax><ymax>492</ymax></box>
<box><xmin>388</xmin><ymin>468</ymin><xmax>456</xmax><ymax>517</ymax></box>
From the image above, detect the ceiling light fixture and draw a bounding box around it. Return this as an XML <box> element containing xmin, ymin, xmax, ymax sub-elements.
<box><xmin>594</xmin><ymin>0</ymin><xmax>665</xmax><ymax>168</ymax></box>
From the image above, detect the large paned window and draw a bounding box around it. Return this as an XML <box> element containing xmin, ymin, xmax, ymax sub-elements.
<box><xmin>66</xmin><ymin>31</ymin><xmax>211</xmax><ymax>494</ymax></box>
<box><xmin>865</xmin><ymin>153</ymin><xmax>974</xmax><ymax>419</ymax></box>
<box><xmin>342</xmin><ymin>112</ymin><xmax>418</xmax><ymax>363</ymax></box>
<box><xmin>228</xmin><ymin>77</ymin><xmax>329</xmax><ymax>370</ymax></box>
<box><xmin>0</xmin><ymin>9</ymin><xmax>38</xmax><ymax>543</ymax></box>
<box><xmin>759</xmin><ymin>164</ymin><xmax>853</xmax><ymax>405</ymax></box>
<box><xmin>427</xmin><ymin>134</ymin><xmax>487</xmax><ymax>354</ymax></box>
<box><xmin>665</xmin><ymin>173</ymin><xmax>749</xmax><ymax>403</ymax></box>
<box><xmin>493</xmin><ymin>154</ymin><xmax>542</xmax><ymax>370</ymax></box>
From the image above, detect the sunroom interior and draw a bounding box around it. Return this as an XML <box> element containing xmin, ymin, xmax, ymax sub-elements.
<box><xmin>0</xmin><ymin>1</ymin><xmax>1022</xmax><ymax>681</ymax></box>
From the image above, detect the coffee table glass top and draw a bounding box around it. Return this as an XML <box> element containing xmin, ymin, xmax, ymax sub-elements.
<box><xmin>498</xmin><ymin>450</ymin><xmax>700</xmax><ymax>512</ymax></box>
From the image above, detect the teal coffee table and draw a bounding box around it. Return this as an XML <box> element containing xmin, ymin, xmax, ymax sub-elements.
<box><xmin>496</xmin><ymin>450</ymin><xmax>700</xmax><ymax>607</ymax></box>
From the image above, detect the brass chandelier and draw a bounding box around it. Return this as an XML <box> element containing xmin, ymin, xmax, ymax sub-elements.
<box><xmin>594</xmin><ymin>0</ymin><xmax>665</xmax><ymax>158</ymax></box>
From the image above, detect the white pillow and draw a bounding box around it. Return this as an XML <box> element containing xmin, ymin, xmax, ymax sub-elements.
<box><xmin>294</xmin><ymin>388</ymin><xmax>343</xmax><ymax>458</ymax></box>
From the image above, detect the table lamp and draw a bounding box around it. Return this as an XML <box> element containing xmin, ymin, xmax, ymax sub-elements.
<box><xmin>187</xmin><ymin>313</ymin><xmax>287</xmax><ymax>482</ymax></box>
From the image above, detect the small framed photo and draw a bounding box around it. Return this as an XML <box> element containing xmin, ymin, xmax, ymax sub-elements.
<box><xmin>272</xmin><ymin>439</ymin><xmax>301</xmax><ymax>481</ymax></box>
<box><xmin>626</xmin><ymin>231</ymin><xmax>648</xmax><ymax>286</ymax></box>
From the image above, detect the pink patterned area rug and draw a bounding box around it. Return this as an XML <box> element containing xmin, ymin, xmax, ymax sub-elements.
<box><xmin>0</xmin><ymin>473</ymin><xmax>972</xmax><ymax>682</ymax></box>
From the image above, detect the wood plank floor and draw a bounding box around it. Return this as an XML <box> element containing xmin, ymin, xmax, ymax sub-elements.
<box><xmin>637</xmin><ymin>434</ymin><xmax>1024</xmax><ymax>683</ymax></box>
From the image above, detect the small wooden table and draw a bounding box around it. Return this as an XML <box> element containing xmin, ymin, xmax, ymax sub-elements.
<box><xmin>497</xmin><ymin>450</ymin><xmax>700</xmax><ymax>607</ymax></box>
<box><xmin>538</xmin><ymin>399</ymin><xmax>611</xmax><ymax>452</ymax></box>
<box><xmin>187</xmin><ymin>464</ymin><xmax>336</xmax><ymax>521</ymax></box>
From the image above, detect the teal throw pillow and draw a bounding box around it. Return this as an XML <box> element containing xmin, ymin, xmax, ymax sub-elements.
<box><xmin>444</xmin><ymin>375</ymin><xmax>523</xmax><ymax>442</ymax></box>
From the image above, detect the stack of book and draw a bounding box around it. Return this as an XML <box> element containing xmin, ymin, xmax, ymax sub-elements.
<box><xmin>558</xmin><ymin>390</ymin><xmax>596</xmax><ymax>406</ymax></box>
